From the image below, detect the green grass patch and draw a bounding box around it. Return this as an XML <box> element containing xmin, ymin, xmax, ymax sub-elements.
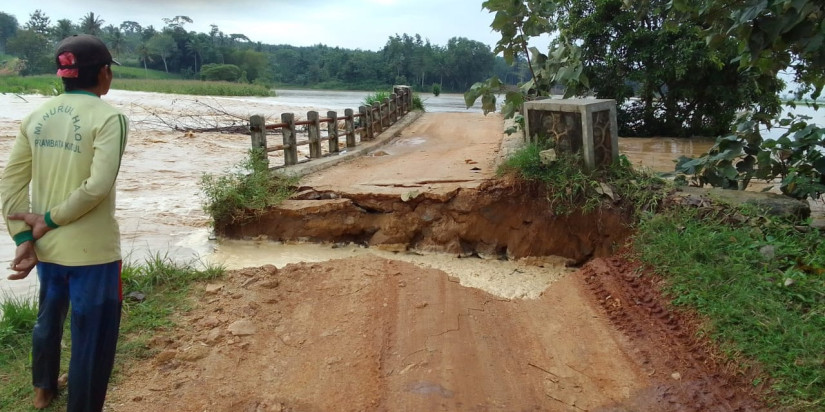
<box><xmin>112</xmin><ymin>78</ymin><xmax>273</xmax><ymax>96</ymax></box>
<box><xmin>498</xmin><ymin>142</ymin><xmax>668</xmax><ymax>216</ymax></box>
<box><xmin>0</xmin><ymin>75</ymin><xmax>63</xmax><ymax>96</ymax></box>
<box><xmin>634</xmin><ymin>208</ymin><xmax>825</xmax><ymax>409</ymax></box>
<box><xmin>112</xmin><ymin>65</ymin><xmax>182</xmax><ymax>80</ymax></box>
<box><xmin>0</xmin><ymin>255</ymin><xmax>224</xmax><ymax>411</ymax></box>
<box><xmin>117</xmin><ymin>253</ymin><xmax>224</xmax><ymax>361</ymax></box>
<box><xmin>502</xmin><ymin>140</ymin><xmax>823</xmax><ymax>407</ymax></box>
<box><xmin>200</xmin><ymin>149</ymin><xmax>298</xmax><ymax>226</ymax></box>
<box><xmin>0</xmin><ymin>293</ymin><xmax>42</xmax><ymax>411</ymax></box>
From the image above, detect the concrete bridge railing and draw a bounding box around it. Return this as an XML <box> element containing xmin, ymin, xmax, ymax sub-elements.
<box><xmin>249</xmin><ymin>86</ymin><xmax>413</xmax><ymax>168</ymax></box>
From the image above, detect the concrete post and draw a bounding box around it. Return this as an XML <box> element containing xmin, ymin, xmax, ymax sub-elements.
<box><xmin>307</xmin><ymin>111</ymin><xmax>321</xmax><ymax>159</ymax></box>
<box><xmin>345</xmin><ymin>108</ymin><xmax>356</xmax><ymax>148</ymax></box>
<box><xmin>281</xmin><ymin>112</ymin><xmax>297</xmax><ymax>166</ymax></box>
<box><xmin>327</xmin><ymin>110</ymin><xmax>339</xmax><ymax>154</ymax></box>
<box><xmin>249</xmin><ymin>115</ymin><xmax>268</xmax><ymax>167</ymax></box>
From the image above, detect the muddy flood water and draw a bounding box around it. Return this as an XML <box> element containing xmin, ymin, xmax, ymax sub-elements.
<box><xmin>1</xmin><ymin>90</ymin><xmax>822</xmax><ymax>302</ymax></box>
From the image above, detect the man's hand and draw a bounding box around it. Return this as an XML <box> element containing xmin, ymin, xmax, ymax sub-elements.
<box><xmin>8</xmin><ymin>213</ymin><xmax>52</xmax><ymax>240</ymax></box>
<box><xmin>8</xmin><ymin>241</ymin><xmax>37</xmax><ymax>280</ymax></box>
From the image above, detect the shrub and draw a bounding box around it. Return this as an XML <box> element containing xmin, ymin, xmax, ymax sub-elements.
<box><xmin>200</xmin><ymin>149</ymin><xmax>297</xmax><ymax>225</ymax></box>
<box><xmin>199</xmin><ymin>64</ymin><xmax>242</xmax><ymax>82</ymax></box>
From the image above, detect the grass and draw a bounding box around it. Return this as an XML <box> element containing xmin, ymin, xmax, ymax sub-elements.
<box><xmin>200</xmin><ymin>149</ymin><xmax>298</xmax><ymax>226</ymax></box>
<box><xmin>498</xmin><ymin>142</ymin><xmax>668</xmax><ymax>216</ymax></box>
<box><xmin>0</xmin><ymin>75</ymin><xmax>63</xmax><ymax>96</ymax></box>
<box><xmin>0</xmin><ymin>66</ymin><xmax>271</xmax><ymax>97</ymax></box>
<box><xmin>634</xmin><ymin>207</ymin><xmax>825</xmax><ymax>409</ymax></box>
<box><xmin>0</xmin><ymin>254</ymin><xmax>224</xmax><ymax>411</ymax></box>
<box><xmin>501</xmin><ymin>141</ymin><xmax>823</xmax><ymax>409</ymax></box>
<box><xmin>112</xmin><ymin>78</ymin><xmax>273</xmax><ymax>97</ymax></box>
<box><xmin>112</xmin><ymin>65</ymin><xmax>182</xmax><ymax>80</ymax></box>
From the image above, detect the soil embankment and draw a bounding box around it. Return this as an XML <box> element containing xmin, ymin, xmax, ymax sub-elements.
<box><xmin>109</xmin><ymin>112</ymin><xmax>768</xmax><ymax>411</ymax></box>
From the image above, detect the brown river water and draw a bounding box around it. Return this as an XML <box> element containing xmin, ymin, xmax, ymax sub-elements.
<box><xmin>0</xmin><ymin>90</ymin><xmax>820</xmax><ymax>302</ymax></box>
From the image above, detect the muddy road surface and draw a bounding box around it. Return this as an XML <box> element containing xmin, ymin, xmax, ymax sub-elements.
<box><xmin>107</xmin><ymin>112</ymin><xmax>765</xmax><ymax>411</ymax></box>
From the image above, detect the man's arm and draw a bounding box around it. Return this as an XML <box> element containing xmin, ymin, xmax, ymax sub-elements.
<box><xmin>46</xmin><ymin>113</ymin><xmax>128</xmax><ymax>227</ymax></box>
<box><xmin>0</xmin><ymin>124</ymin><xmax>34</xmax><ymax>246</ymax></box>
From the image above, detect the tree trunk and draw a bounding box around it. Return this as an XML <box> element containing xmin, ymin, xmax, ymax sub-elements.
<box><xmin>162</xmin><ymin>56</ymin><xmax>169</xmax><ymax>73</ymax></box>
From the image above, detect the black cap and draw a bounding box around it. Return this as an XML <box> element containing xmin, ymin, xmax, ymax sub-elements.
<box><xmin>55</xmin><ymin>34</ymin><xmax>120</xmax><ymax>78</ymax></box>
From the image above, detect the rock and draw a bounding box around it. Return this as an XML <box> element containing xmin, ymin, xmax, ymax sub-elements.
<box><xmin>677</xmin><ymin>187</ymin><xmax>810</xmax><ymax>221</ymax></box>
<box><xmin>205</xmin><ymin>283</ymin><xmax>224</xmax><ymax>294</ymax></box>
<box><xmin>154</xmin><ymin>349</ymin><xmax>177</xmax><ymax>364</ymax></box>
<box><xmin>259</xmin><ymin>279</ymin><xmax>280</xmax><ymax>289</ymax></box>
<box><xmin>228</xmin><ymin>319</ymin><xmax>257</xmax><ymax>336</ymax></box>
<box><xmin>201</xmin><ymin>316</ymin><xmax>220</xmax><ymax>328</ymax></box>
<box><xmin>205</xmin><ymin>327</ymin><xmax>223</xmax><ymax>344</ymax></box>
<box><xmin>415</xmin><ymin>302</ymin><xmax>428</xmax><ymax>309</ymax></box>
<box><xmin>178</xmin><ymin>345</ymin><xmax>210</xmax><ymax>362</ymax></box>
<box><xmin>539</xmin><ymin>149</ymin><xmax>557</xmax><ymax>165</ymax></box>
<box><xmin>125</xmin><ymin>291</ymin><xmax>146</xmax><ymax>303</ymax></box>
<box><xmin>375</xmin><ymin>243</ymin><xmax>408</xmax><ymax>253</ymax></box>
<box><xmin>671</xmin><ymin>372</ymin><xmax>682</xmax><ymax>381</ymax></box>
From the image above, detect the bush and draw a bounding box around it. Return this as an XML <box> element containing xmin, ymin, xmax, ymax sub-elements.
<box><xmin>432</xmin><ymin>83</ymin><xmax>441</xmax><ymax>96</ymax></box>
<box><xmin>199</xmin><ymin>64</ymin><xmax>242</xmax><ymax>82</ymax></box>
<box><xmin>200</xmin><ymin>149</ymin><xmax>297</xmax><ymax>225</ymax></box>
<box><xmin>412</xmin><ymin>93</ymin><xmax>425</xmax><ymax>111</ymax></box>
<box><xmin>362</xmin><ymin>90</ymin><xmax>390</xmax><ymax>107</ymax></box>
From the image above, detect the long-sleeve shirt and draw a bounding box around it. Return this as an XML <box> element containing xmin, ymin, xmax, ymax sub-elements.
<box><xmin>1</xmin><ymin>90</ymin><xmax>128</xmax><ymax>266</ymax></box>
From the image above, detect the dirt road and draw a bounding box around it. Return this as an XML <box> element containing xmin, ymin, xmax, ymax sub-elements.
<box><xmin>107</xmin><ymin>113</ymin><xmax>764</xmax><ymax>411</ymax></box>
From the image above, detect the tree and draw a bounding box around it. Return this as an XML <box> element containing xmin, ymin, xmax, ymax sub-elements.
<box><xmin>79</xmin><ymin>12</ymin><xmax>105</xmax><ymax>36</ymax></box>
<box><xmin>186</xmin><ymin>36</ymin><xmax>209</xmax><ymax>73</ymax></box>
<box><xmin>51</xmin><ymin>19</ymin><xmax>76</xmax><ymax>43</ymax></box>
<box><xmin>667</xmin><ymin>0</ymin><xmax>825</xmax><ymax>199</ymax></box>
<box><xmin>24</xmin><ymin>9</ymin><xmax>50</xmax><ymax>36</ymax></box>
<box><xmin>106</xmin><ymin>27</ymin><xmax>126</xmax><ymax>58</ymax></box>
<box><xmin>136</xmin><ymin>42</ymin><xmax>153</xmax><ymax>76</ymax></box>
<box><xmin>0</xmin><ymin>12</ymin><xmax>18</xmax><ymax>54</ymax></box>
<box><xmin>443</xmin><ymin>37</ymin><xmax>495</xmax><ymax>92</ymax></box>
<box><xmin>671</xmin><ymin>0</ymin><xmax>823</xmax><ymax>101</ymax></box>
<box><xmin>468</xmin><ymin>0</ymin><xmax>782</xmax><ymax>138</ymax></box>
<box><xmin>147</xmin><ymin>33</ymin><xmax>177</xmax><ymax>72</ymax></box>
<box><xmin>120</xmin><ymin>21</ymin><xmax>142</xmax><ymax>35</ymax></box>
<box><xmin>6</xmin><ymin>29</ymin><xmax>51</xmax><ymax>75</ymax></box>
<box><xmin>200</xmin><ymin>63</ymin><xmax>241</xmax><ymax>82</ymax></box>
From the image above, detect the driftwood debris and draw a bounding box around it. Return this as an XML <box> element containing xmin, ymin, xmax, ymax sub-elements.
<box><xmin>130</xmin><ymin>98</ymin><xmax>261</xmax><ymax>134</ymax></box>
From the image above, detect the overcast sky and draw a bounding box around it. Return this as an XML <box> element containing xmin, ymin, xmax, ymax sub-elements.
<box><xmin>1</xmin><ymin>0</ymin><xmax>545</xmax><ymax>52</ymax></box>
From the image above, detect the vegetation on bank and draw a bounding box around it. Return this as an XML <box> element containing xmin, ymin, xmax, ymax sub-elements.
<box><xmin>200</xmin><ymin>149</ymin><xmax>298</xmax><ymax>226</ymax></box>
<box><xmin>0</xmin><ymin>74</ymin><xmax>62</xmax><ymax>95</ymax></box>
<box><xmin>497</xmin><ymin>143</ymin><xmax>667</xmax><ymax>217</ymax></box>
<box><xmin>1</xmin><ymin>11</ymin><xmax>507</xmax><ymax>94</ymax></box>
<box><xmin>112</xmin><ymin>78</ymin><xmax>272</xmax><ymax>97</ymax></box>
<box><xmin>0</xmin><ymin>255</ymin><xmax>224</xmax><ymax>411</ymax></box>
<box><xmin>0</xmin><ymin>66</ymin><xmax>273</xmax><ymax>97</ymax></box>
<box><xmin>502</xmin><ymin>142</ymin><xmax>824</xmax><ymax>410</ymax></box>
<box><xmin>636</xmin><ymin>208</ymin><xmax>825</xmax><ymax>410</ymax></box>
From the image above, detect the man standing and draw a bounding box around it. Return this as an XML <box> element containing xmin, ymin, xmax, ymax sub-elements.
<box><xmin>1</xmin><ymin>34</ymin><xmax>127</xmax><ymax>411</ymax></box>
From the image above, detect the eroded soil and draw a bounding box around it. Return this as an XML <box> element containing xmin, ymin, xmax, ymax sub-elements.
<box><xmin>108</xmin><ymin>254</ymin><xmax>765</xmax><ymax>411</ymax></box>
<box><xmin>107</xmin><ymin>112</ymin><xmax>767</xmax><ymax>411</ymax></box>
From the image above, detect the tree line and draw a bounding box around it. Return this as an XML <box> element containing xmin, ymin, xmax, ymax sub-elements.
<box><xmin>0</xmin><ymin>9</ymin><xmax>527</xmax><ymax>93</ymax></box>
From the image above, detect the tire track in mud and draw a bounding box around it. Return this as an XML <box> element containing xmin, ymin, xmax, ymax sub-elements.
<box><xmin>579</xmin><ymin>256</ymin><xmax>768</xmax><ymax>411</ymax></box>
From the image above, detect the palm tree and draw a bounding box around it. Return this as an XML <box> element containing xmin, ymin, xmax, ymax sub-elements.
<box><xmin>185</xmin><ymin>37</ymin><xmax>208</xmax><ymax>73</ymax></box>
<box><xmin>51</xmin><ymin>19</ymin><xmax>76</xmax><ymax>43</ymax></box>
<box><xmin>79</xmin><ymin>12</ymin><xmax>104</xmax><ymax>36</ymax></box>
<box><xmin>107</xmin><ymin>27</ymin><xmax>125</xmax><ymax>57</ymax></box>
<box><xmin>136</xmin><ymin>43</ymin><xmax>152</xmax><ymax>77</ymax></box>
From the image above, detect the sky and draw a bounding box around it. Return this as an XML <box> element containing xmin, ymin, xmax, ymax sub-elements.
<box><xmin>1</xmin><ymin>0</ymin><xmax>551</xmax><ymax>52</ymax></box>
